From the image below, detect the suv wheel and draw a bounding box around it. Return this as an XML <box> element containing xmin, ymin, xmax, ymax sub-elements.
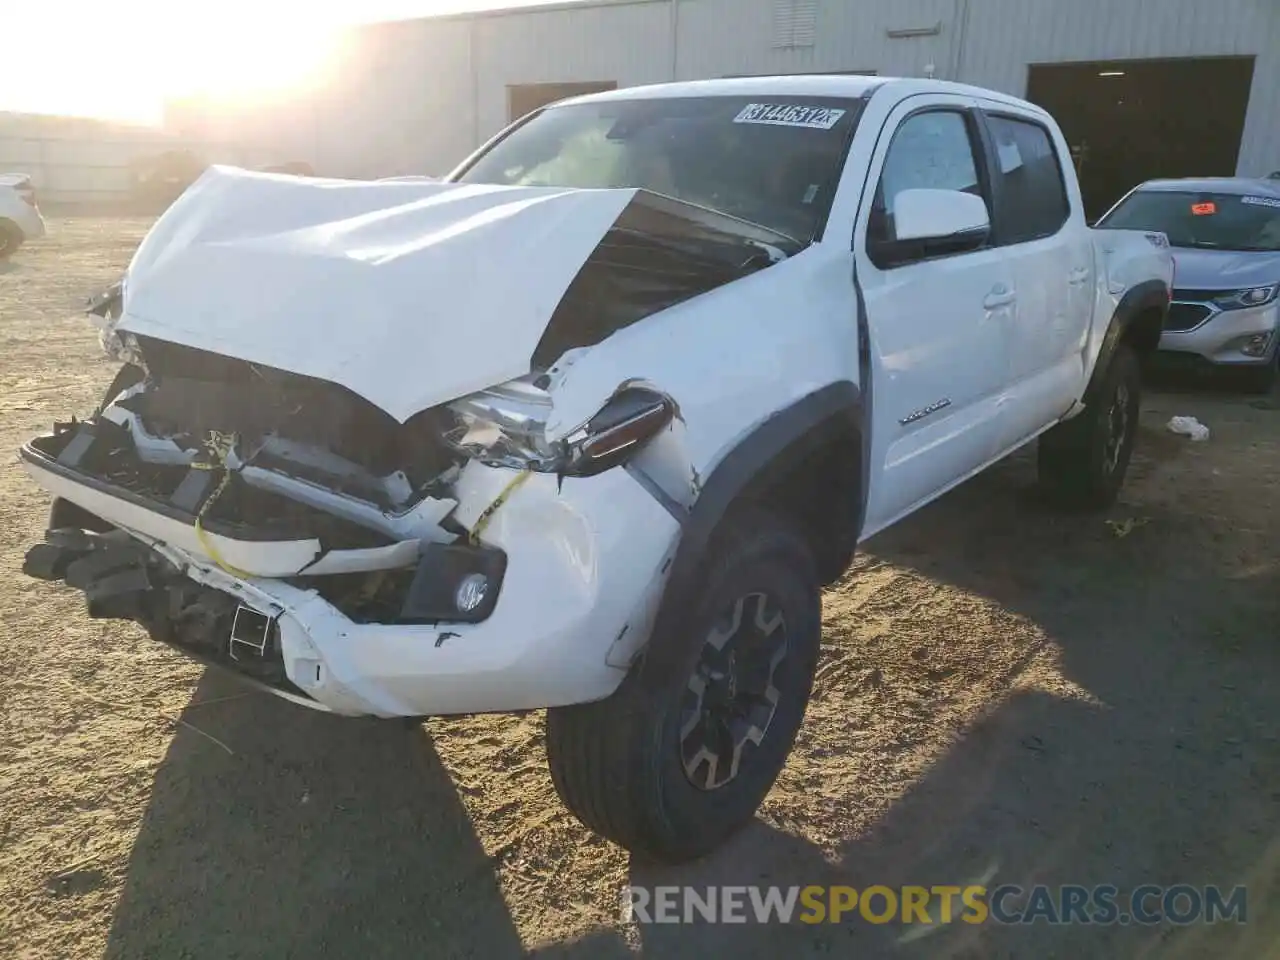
<box><xmin>1038</xmin><ymin>344</ymin><xmax>1141</xmax><ymax>509</ymax></box>
<box><xmin>1242</xmin><ymin>352</ymin><xmax>1279</xmax><ymax>396</ymax></box>
<box><xmin>545</xmin><ymin>508</ymin><xmax>821</xmax><ymax>863</ymax></box>
<box><xmin>0</xmin><ymin>219</ymin><xmax>22</xmax><ymax>260</ymax></box>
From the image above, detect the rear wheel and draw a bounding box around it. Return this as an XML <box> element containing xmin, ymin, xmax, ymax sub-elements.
<box><xmin>1038</xmin><ymin>344</ymin><xmax>1141</xmax><ymax>509</ymax></box>
<box><xmin>0</xmin><ymin>219</ymin><xmax>23</xmax><ymax>259</ymax></box>
<box><xmin>545</xmin><ymin>508</ymin><xmax>821</xmax><ymax>863</ymax></box>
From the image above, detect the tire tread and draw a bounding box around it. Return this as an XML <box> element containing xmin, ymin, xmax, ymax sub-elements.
<box><xmin>546</xmin><ymin>508</ymin><xmax>817</xmax><ymax>862</ymax></box>
<box><xmin>1038</xmin><ymin>344</ymin><xmax>1141</xmax><ymax>510</ymax></box>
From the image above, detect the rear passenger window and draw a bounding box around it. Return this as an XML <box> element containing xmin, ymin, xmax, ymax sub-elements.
<box><xmin>986</xmin><ymin>115</ymin><xmax>1070</xmax><ymax>242</ymax></box>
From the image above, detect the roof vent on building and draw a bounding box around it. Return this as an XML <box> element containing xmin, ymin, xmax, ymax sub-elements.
<box><xmin>772</xmin><ymin>0</ymin><xmax>817</xmax><ymax>49</ymax></box>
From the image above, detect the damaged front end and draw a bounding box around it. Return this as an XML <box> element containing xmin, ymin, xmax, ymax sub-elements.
<box><xmin>19</xmin><ymin>171</ymin><xmax>782</xmax><ymax>716</ymax></box>
<box><xmin>20</xmin><ymin>341</ymin><xmax>689</xmax><ymax>714</ymax></box>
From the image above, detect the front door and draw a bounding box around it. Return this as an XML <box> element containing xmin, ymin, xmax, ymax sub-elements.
<box><xmin>854</xmin><ymin>97</ymin><xmax>1015</xmax><ymax>536</ymax></box>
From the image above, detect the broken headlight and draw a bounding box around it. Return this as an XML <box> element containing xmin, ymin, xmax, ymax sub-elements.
<box><xmin>86</xmin><ymin>276</ymin><xmax>146</xmax><ymax>367</ymax></box>
<box><xmin>446</xmin><ymin>379</ymin><xmax>675</xmax><ymax>478</ymax></box>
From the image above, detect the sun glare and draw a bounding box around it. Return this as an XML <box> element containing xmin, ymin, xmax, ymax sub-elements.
<box><xmin>7</xmin><ymin>6</ymin><xmax>344</xmax><ymax>123</ymax></box>
<box><xmin>160</xmin><ymin>20</ymin><xmax>343</xmax><ymax>102</ymax></box>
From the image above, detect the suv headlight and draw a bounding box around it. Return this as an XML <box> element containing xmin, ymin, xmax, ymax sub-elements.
<box><xmin>1213</xmin><ymin>284</ymin><xmax>1279</xmax><ymax>310</ymax></box>
<box><xmin>446</xmin><ymin>379</ymin><xmax>676</xmax><ymax>478</ymax></box>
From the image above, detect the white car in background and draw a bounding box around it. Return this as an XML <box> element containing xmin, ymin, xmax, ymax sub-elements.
<box><xmin>0</xmin><ymin>173</ymin><xmax>46</xmax><ymax>258</ymax></box>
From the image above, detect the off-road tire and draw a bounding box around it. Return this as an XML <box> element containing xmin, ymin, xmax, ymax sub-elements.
<box><xmin>545</xmin><ymin>507</ymin><xmax>821</xmax><ymax>863</ymax></box>
<box><xmin>1038</xmin><ymin>344</ymin><xmax>1141</xmax><ymax>509</ymax></box>
<box><xmin>0</xmin><ymin>219</ymin><xmax>23</xmax><ymax>259</ymax></box>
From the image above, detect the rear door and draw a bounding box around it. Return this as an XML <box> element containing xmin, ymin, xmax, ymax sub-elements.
<box><xmin>978</xmin><ymin>107</ymin><xmax>1094</xmax><ymax>451</ymax></box>
<box><xmin>854</xmin><ymin>95</ymin><xmax>1016</xmax><ymax>535</ymax></box>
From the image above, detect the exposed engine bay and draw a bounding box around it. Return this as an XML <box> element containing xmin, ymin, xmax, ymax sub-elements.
<box><xmin>24</xmin><ymin>346</ymin><xmax>475</xmax><ymax>620</ymax></box>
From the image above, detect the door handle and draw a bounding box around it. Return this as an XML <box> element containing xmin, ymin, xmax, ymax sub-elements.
<box><xmin>983</xmin><ymin>285</ymin><xmax>1016</xmax><ymax>309</ymax></box>
<box><xmin>1068</xmin><ymin>267</ymin><xmax>1090</xmax><ymax>285</ymax></box>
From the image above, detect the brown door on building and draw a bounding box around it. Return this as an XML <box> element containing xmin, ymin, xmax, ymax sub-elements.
<box><xmin>1026</xmin><ymin>56</ymin><xmax>1256</xmax><ymax>221</ymax></box>
<box><xmin>508</xmin><ymin>81</ymin><xmax>618</xmax><ymax>123</ymax></box>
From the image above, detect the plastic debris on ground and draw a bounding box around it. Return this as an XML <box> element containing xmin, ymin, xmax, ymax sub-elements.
<box><xmin>1106</xmin><ymin>517</ymin><xmax>1151</xmax><ymax>538</ymax></box>
<box><xmin>1166</xmin><ymin>416</ymin><xmax>1210</xmax><ymax>441</ymax></box>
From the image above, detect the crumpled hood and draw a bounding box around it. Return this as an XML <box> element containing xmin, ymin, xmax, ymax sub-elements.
<box><xmin>1170</xmin><ymin>247</ymin><xmax>1280</xmax><ymax>291</ymax></box>
<box><xmin>116</xmin><ymin>166</ymin><xmax>638</xmax><ymax>422</ymax></box>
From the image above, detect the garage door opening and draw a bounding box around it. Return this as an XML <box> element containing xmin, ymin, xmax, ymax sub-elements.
<box><xmin>508</xmin><ymin>81</ymin><xmax>617</xmax><ymax>123</ymax></box>
<box><xmin>1026</xmin><ymin>56</ymin><xmax>1255</xmax><ymax>221</ymax></box>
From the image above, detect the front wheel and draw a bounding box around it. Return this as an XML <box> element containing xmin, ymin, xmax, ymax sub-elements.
<box><xmin>545</xmin><ymin>508</ymin><xmax>821</xmax><ymax>863</ymax></box>
<box><xmin>1038</xmin><ymin>344</ymin><xmax>1141</xmax><ymax>510</ymax></box>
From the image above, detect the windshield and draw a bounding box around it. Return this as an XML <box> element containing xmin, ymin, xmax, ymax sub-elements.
<box><xmin>1098</xmin><ymin>189</ymin><xmax>1280</xmax><ymax>252</ymax></box>
<box><xmin>453</xmin><ymin>96</ymin><xmax>864</xmax><ymax>243</ymax></box>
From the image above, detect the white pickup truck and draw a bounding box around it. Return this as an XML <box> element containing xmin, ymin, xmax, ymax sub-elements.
<box><xmin>21</xmin><ymin>76</ymin><xmax>1172</xmax><ymax>862</ymax></box>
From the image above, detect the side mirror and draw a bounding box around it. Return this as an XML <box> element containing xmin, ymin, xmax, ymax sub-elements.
<box><xmin>894</xmin><ymin>188</ymin><xmax>990</xmax><ymax>242</ymax></box>
<box><xmin>871</xmin><ymin>188</ymin><xmax>991</xmax><ymax>266</ymax></box>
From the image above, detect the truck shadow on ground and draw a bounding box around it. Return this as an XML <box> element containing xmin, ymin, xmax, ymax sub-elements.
<box><xmin>102</xmin><ymin>670</ymin><xmax>526</xmax><ymax>960</ymax></box>
<box><xmin>626</xmin><ymin>437</ymin><xmax>1280</xmax><ymax>958</ymax></box>
<box><xmin>626</xmin><ymin>687</ymin><xmax>1279</xmax><ymax>960</ymax></box>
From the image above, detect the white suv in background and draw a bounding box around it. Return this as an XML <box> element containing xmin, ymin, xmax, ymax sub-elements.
<box><xmin>0</xmin><ymin>173</ymin><xmax>46</xmax><ymax>258</ymax></box>
<box><xmin>1095</xmin><ymin>177</ymin><xmax>1280</xmax><ymax>391</ymax></box>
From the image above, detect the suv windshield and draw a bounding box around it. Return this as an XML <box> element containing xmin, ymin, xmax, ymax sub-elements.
<box><xmin>453</xmin><ymin>96</ymin><xmax>864</xmax><ymax>243</ymax></box>
<box><xmin>1097</xmin><ymin>189</ymin><xmax>1280</xmax><ymax>252</ymax></box>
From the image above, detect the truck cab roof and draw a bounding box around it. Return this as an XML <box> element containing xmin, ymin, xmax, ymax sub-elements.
<box><xmin>554</xmin><ymin>74</ymin><xmax>1043</xmax><ymax>115</ymax></box>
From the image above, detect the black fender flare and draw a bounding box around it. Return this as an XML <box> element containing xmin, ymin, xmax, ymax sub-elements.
<box><xmin>639</xmin><ymin>380</ymin><xmax>864</xmax><ymax>685</ymax></box>
<box><xmin>1083</xmin><ymin>279</ymin><xmax>1168</xmax><ymax>406</ymax></box>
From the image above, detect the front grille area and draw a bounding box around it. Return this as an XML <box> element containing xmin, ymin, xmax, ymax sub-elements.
<box><xmin>1172</xmin><ymin>288</ymin><xmax>1226</xmax><ymax>303</ymax></box>
<box><xmin>1165</xmin><ymin>302</ymin><xmax>1213</xmax><ymax>332</ymax></box>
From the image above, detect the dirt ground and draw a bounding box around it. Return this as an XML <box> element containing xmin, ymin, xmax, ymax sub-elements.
<box><xmin>1</xmin><ymin>219</ymin><xmax>1278</xmax><ymax>959</ymax></box>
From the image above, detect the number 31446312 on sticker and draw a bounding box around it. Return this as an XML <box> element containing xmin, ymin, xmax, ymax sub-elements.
<box><xmin>733</xmin><ymin>103</ymin><xmax>846</xmax><ymax>130</ymax></box>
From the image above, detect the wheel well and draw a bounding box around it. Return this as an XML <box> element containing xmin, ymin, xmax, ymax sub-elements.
<box><xmin>735</xmin><ymin>425</ymin><xmax>862</xmax><ymax>586</ymax></box>
<box><xmin>1122</xmin><ymin>305</ymin><xmax>1164</xmax><ymax>356</ymax></box>
<box><xmin>49</xmin><ymin>497</ymin><xmax>114</xmax><ymax>533</ymax></box>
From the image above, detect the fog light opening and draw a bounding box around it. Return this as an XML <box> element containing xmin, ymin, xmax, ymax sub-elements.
<box><xmin>1241</xmin><ymin>333</ymin><xmax>1272</xmax><ymax>358</ymax></box>
<box><xmin>455</xmin><ymin>573</ymin><xmax>490</xmax><ymax>614</ymax></box>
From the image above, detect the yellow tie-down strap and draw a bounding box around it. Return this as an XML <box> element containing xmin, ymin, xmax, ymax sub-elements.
<box><xmin>468</xmin><ymin>469</ymin><xmax>532</xmax><ymax>545</ymax></box>
<box><xmin>189</xmin><ymin>431</ymin><xmax>254</xmax><ymax>579</ymax></box>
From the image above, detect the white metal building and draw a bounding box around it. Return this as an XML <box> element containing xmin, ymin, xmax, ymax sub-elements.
<box><xmin>168</xmin><ymin>0</ymin><xmax>1280</xmax><ymax>214</ymax></box>
<box><xmin>0</xmin><ymin>112</ymin><xmax>246</xmax><ymax>208</ymax></box>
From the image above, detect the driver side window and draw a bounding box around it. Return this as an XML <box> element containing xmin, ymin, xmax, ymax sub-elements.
<box><xmin>867</xmin><ymin>110</ymin><xmax>987</xmax><ymax>248</ymax></box>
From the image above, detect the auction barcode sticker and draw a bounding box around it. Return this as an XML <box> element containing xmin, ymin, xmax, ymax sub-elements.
<box><xmin>733</xmin><ymin>103</ymin><xmax>847</xmax><ymax>130</ymax></box>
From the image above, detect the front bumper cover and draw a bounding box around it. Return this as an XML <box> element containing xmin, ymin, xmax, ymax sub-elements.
<box><xmin>21</xmin><ymin>453</ymin><xmax>682</xmax><ymax>718</ymax></box>
<box><xmin>1158</xmin><ymin>300</ymin><xmax>1279</xmax><ymax>366</ymax></box>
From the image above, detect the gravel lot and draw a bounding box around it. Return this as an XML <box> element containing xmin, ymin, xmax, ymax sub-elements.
<box><xmin>1</xmin><ymin>219</ymin><xmax>1278</xmax><ymax>959</ymax></box>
